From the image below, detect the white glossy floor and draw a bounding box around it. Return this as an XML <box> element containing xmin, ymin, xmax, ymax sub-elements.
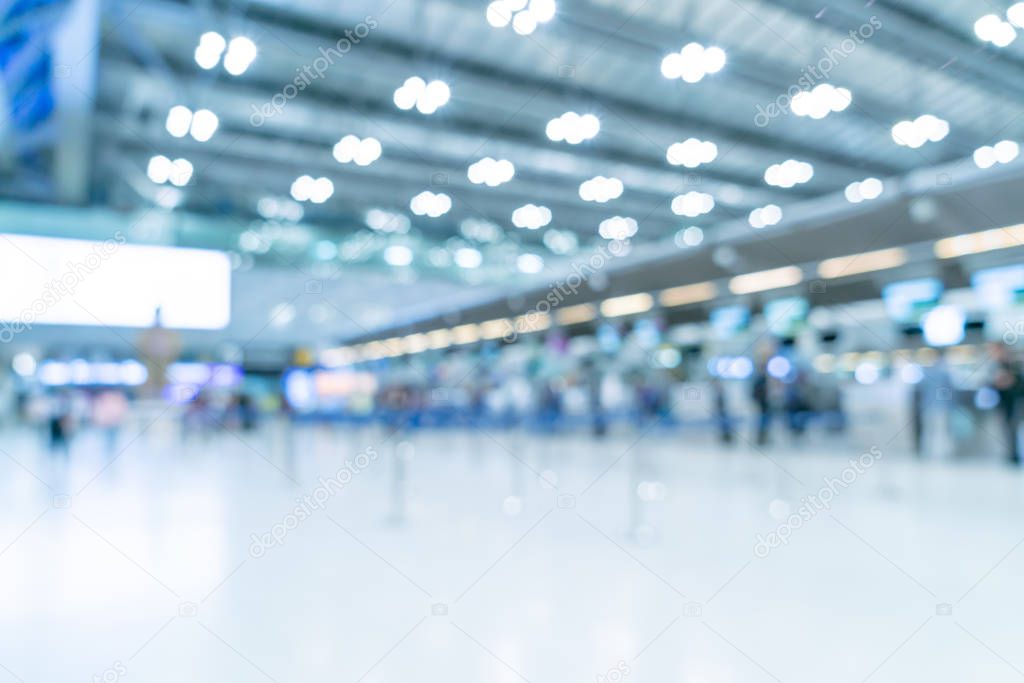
<box><xmin>2</xmin><ymin>418</ymin><xmax>1024</xmax><ymax>682</ymax></box>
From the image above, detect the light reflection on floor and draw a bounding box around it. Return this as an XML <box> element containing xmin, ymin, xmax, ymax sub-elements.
<box><xmin>1</xmin><ymin>419</ymin><xmax>1023</xmax><ymax>682</ymax></box>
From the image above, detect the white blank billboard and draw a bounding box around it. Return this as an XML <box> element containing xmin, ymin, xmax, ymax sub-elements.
<box><xmin>0</xmin><ymin>233</ymin><xmax>231</xmax><ymax>330</ymax></box>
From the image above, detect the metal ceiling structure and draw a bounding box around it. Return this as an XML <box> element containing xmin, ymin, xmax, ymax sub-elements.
<box><xmin>3</xmin><ymin>0</ymin><xmax>1024</xmax><ymax>347</ymax></box>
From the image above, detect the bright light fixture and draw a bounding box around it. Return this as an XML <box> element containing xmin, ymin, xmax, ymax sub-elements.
<box><xmin>333</xmin><ymin>135</ymin><xmax>383</xmax><ymax>166</ymax></box>
<box><xmin>934</xmin><ymin>224</ymin><xmax>1024</xmax><ymax>259</ymax></box>
<box><xmin>291</xmin><ymin>175</ymin><xmax>334</xmax><ymax>203</ymax></box>
<box><xmin>147</xmin><ymin>155</ymin><xmax>193</xmax><ymax>186</ymax></box>
<box><xmin>454</xmin><ymin>247</ymin><xmax>483</xmax><ymax>269</ymax></box>
<box><xmin>468</xmin><ymin>157</ymin><xmax>515</xmax><ymax>186</ymax></box>
<box><xmin>817</xmin><ymin>247</ymin><xmax>907</xmax><ymax>279</ymax></box>
<box><xmin>659</xmin><ymin>281</ymin><xmax>716</xmax><ymax>307</ymax></box>
<box><xmin>512</xmin><ymin>204</ymin><xmax>552</xmax><ymax>229</ymax></box>
<box><xmin>223</xmin><ymin>36</ymin><xmax>257</xmax><ymax>75</ymax></box>
<box><xmin>748</xmin><ymin>204</ymin><xmax>782</xmax><ymax>229</ymax></box>
<box><xmin>764</xmin><ymin>160</ymin><xmax>813</xmax><ymax>188</ymax></box>
<box><xmin>674</xmin><ymin>225</ymin><xmax>704</xmax><ymax>247</ymax></box>
<box><xmin>598</xmin><ymin>216</ymin><xmax>638</xmax><ymax>240</ymax></box>
<box><xmin>410</xmin><ymin>190</ymin><xmax>452</xmax><ymax>217</ymax></box>
<box><xmin>194</xmin><ymin>31</ymin><xmax>226</xmax><ymax>70</ymax></box>
<box><xmin>666</xmin><ymin>138</ymin><xmax>717</xmax><ymax>168</ymax></box>
<box><xmin>165</xmin><ymin>106</ymin><xmax>218</xmax><ymax>142</ymax></box>
<box><xmin>973</xmin><ymin>140</ymin><xmax>1019</xmax><ymax>169</ymax></box>
<box><xmin>555</xmin><ymin>303</ymin><xmax>597</xmax><ymax>325</ymax></box>
<box><xmin>546</xmin><ymin>112</ymin><xmax>599</xmax><ymax>144</ymax></box>
<box><xmin>383</xmin><ymin>244</ymin><xmax>414</xmax><ymax>266</ymax></box>
<box><xmin>579</xmin><ymin>176</ymin><xmax>623</xmax><ymax>203</ymax></box>
<box><xmin>660</xmin><ymin>42</ymin><xmax>726</xmax><ymax>83</ymax></box>
<box><xmin>844</xmin><ymin>177</ymin><xmax>884</xmax><ymax>203</ymax></box>
<box><xmin>671</xmin><ymin>191</ymin><xmax>714</xmax><ymax>218</ymax></box>
<box><xmin>791</xmin><ymin>84</ymin><xmax>852</xmax><ymax>119</ymax></box>
<box><xmin>729</xmin><ymin>265</ymin><xmax>802</xmax><ymax>295</ymax></box>
<box><xmin>165</xmin><ymin>105</ymin><xmax>193</xmax><ymax>138</ymax></box>
<box><xmin>892</xmin><ymin>115</ymin><xmax>949</xmax><ymax>148</ymax></box>
<box><xmin>600</xmin><ymin>293</ymin><xmax>653</xmax><ymax>318</ymax></box>
<box><xmin>394</xmin><ymin>77</ymin><xmax>451</xmax><ymax>114</ymax></box>
<box><xmin>487</xmin><ymin>0</ymin><xmax>555</xmax><ymax>33</ymax></box>
<box><xmin>975</xmin><ymin>13</ymin><xmax>1017</xmax><ymax>47</ymax></box>
<box><xmin>366</xmin><ymin>209</ymin><xmax>411</xmax><ymax>233</ymax></box>
<box><xmin>517</xmin><ymin>253</ymin><xmax>544</xmax><ymax>273</ymax></box>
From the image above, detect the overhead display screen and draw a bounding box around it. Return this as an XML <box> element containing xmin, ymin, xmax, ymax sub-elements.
<box><xmin>0</xmin><ymin>233</ymin><xmax>231</xmax><ymax>330</ymax></box>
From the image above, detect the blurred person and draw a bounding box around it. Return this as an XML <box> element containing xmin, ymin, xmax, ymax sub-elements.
<box><xmin>92</xmin><ymin>389</ymin><xmax>128</xmax><ymax>455</ymax></box>
<box><xmin>918</xmin><ymin>349</ymin><xmax>955</xmax><ymax>459</ymax></box>
<box><xmin>48</xmin><ymin>391</ymin><xmax>73</xmax><ymax>457</ymax></box>
<box><xmin>987</xmin><ymin>342</ymin><xmax>1023</xmax><ymax>465</ymax></box>
<box><xmin>751</xmin><ymin>351</ymin><xmax>773</xmax><ymax>446</ymax></box>
<box><xmin>582</xmin><ymin>357</ymin><xmax>607</xmax><ymax>437</ymax></box>
<box><xmin>710</xmin><ymin>376</ymin><xmax>733</xmax><ymax>444</ymax></box>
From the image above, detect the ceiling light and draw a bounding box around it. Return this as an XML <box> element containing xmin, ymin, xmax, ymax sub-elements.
<box><xmin>366</xmin><ymin>208</ymin><xmax>411</xmax><ymax>233</ymax></box>
<box><xmin>257</xmin><ymin>197</ymin><xmax>303</xmax><ymax>222</ymax></box>
<box><xmin>454</xmin><ymin>247</ymin><xmax>483</xmax><ymax>268</ymax></box>
<box><xmin>555</xmin><ymin>303</ymin><xmax>597</xmax><ymax>325</ymax></box>
<box><xmin>974</xmin><ymin>140</ymin><xmax>1019</xmax><ymax>169</ymax></box>
<box><xmin>659</xmin><ymin>281</ymin><xmax>717</xmax><ymax>307</ymax></box>
<box><xmin>729</xmin><ymin>265</ymin><xmax>803</xmax><ymax>295</ymax></box>
<box><xmin>844</xmin><ymin>177</ymin><xmax>884</xmax><ymax>203</ymax></box>
<box><xmin>674</xmin><ymin>226</ymin><xmax>704</xmax><ymax>247</ymax></box>
<box><xmin>451</xmin><ymin>323</ymin><xmax>481</xmax><ymax>344</ymax></box>
<box><xmin>394</xmin><ymin>77</ymin><xmax>450</xmax><ymax>114</ymax></box>
<box><xmin>791</xmin><ymin>84</ymin><xmax>852</xmax><ymax>119</ymax></box>
<box><xmin>165</xmin><ymin>105</ymin><xmax>193</xmax><ymax>138</ymax></box>
<box><xmin>517</xmin><ymin>253</ymin><xmax>544</xmax><ymax>273</ymax></box>
<box><xmin>600</xmin><ymin>293</ymin><xmax>653</xmax><ymax>318</ymax></box>
<box><xmin>487</xmin><ymin>0</ymin><xmax>555</xmax><ymax>33</ymax></box>
<box><xmin>189</xmin><ymin>109</ymin><xmax>219</xmax><ymax>142</ymax></box>
<box><xmin>543</xmin><ymin>229</ymin><xmax>577</xmax><ymax>254</ymax></box>
<box><xmin>579</xmin><ymin>176</ymin><xmax>624</xmax><ymax>203</ymax></box>
<box><xmin>460</xmin><ymin>218</ymin><xmax>503</xmax><ymax>243</ymax></box>
<box><xmin>194</xmin><ymin>31</ymin><xmax>226</xmax><ymax>70</ymax></box>
<box><xmin>467</xmin><ymin>157</ymin><xmax>515</xmax><ymax>186</ymax></box>
<box><xmin>223</xmin><ymin>36</ymin><xmax>257</xmax><ymax>76</ymax></box>
<box><xmin>666</xmin><ymin>138</ymin><xmax>718</xmax><ymax>168</ymax></box>
<box><xmin>291</xmin><ymin>175</ymin><xmax>333</xmax><ymax>203</ymax></box>
<box><xmin>764</xmin><ymin>160</ymin><xmax>813</xmax><ymax>188</ymax></box>
<box><xmin>748</xmin><ymin>204</ymin><xmax>782</xmax><ymax>228</ymax></box>
<box><xmin>166</xmin><ymin>105</ymin><xmax>218</xmax><ymax>142</ymax></box>
<box><xmin>147</xmin><ymin>155</ymin><xmax>193</xmax><ymax>186</ymax></box>
<box><xmin>598</xmin><ymin>216</ymin><xmax>638</xmax><ymax>240</ymax></box>
<box><xmin>333</xmin><ymin>135</ymin><xmax>383</xmax><ymax>166</ymax></box>
<box><xmin>383</xmin><ymin>244</ymin><xmax>414</xmax><ymax>266</ymax></box>
<box><xmin>975</xmin><ymin>13</ymin><xmax>1017</xmax><ymax>47</ymax></box>
<box><xmin>546</xmin><ymin>112</ymin><xmax>599</xmax><ymax>144</ymax></box>
<box><xmin>1010</xmin><ymin>3</ymin><xmax>1024</xmax><ymax>28</ymax></box>
<box><xmin>410</xmin><ymin>190</ymin><xmax>452</xmax><ymax>217</ymax></box>
<box><xmin>146</xmin><ymin>155</ymin><xmax>172</xmax><ymax>184</ymax></box>
<box><xmin>671</xmin><ymin>191</ymin><xmax>714</xmax><ymax>217</ymax></box>
<box><xmin>892</xmin><ymin>115</ymin><xmax>949</xmax><ymax>148</ymax></box>
<box><xmin>512</xmin><ymin>203</ymin><xmax>552</xmax><ymax>229</ymax></box>
<box><xmin>818</xmin><ymin>247</ymin><xmax>907</xmax><ymax>279</ymax></box>
<box><xmin>934</xmin><ymin>224</ymin><xmax>1024</xmax><ymax>259</ymax></box>
<box><xmin>660</xmin><ymin>42</ymin><xmax>726</xmax><ymax>83</ymax></box>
